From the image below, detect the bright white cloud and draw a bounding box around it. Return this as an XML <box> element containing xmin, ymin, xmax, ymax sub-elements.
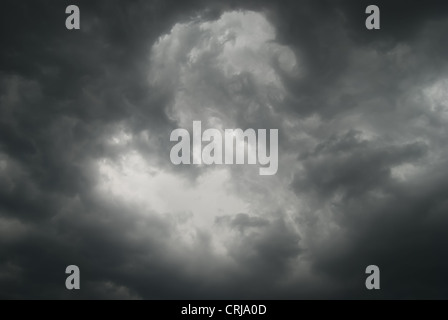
<box><xmin>95</xmin><ymin>10</ymin><xmax>304</xmax><ymax>261</ymax></box>
<box><xmin>424</xmin><ymin>78</ymin><xmax>448</xmax><ymax>115</ymax></box>
<box><xmin>95</xmin><ymin>148</ymin><xmax>249</xmax><ymax>254</ymax></box>
<box><xmin>149</xmin><ymin>10</ymin><xmax>300</xmax><ymax>128</ymax></box>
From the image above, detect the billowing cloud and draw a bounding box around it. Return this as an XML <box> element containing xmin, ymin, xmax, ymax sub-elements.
<box><xmin>1</xmin><ymin>0</ymin><xmax>448</xmax><ymax>299</ymax></box>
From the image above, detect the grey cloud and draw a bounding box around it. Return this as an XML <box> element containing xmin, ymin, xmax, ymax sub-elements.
<box><xmin>216</xmin><ymin>213</ymin><xmax>269</xmax><ymax>233</ymax></box>
<box><xmin>294</xmin><ymin>130</ymin><xmax>429</xmax><ymax>200</ymax></box>
<box><xmin>1</xmin><ymin>0</ymin><xmax>448</xmax><ymax>300</ymax></box>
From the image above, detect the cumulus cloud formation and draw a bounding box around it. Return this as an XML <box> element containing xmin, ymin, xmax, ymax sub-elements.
<box><xmin>1</xmin><ymin>0</ymin><xmax>448</xmax><ymax>299</ymax></box>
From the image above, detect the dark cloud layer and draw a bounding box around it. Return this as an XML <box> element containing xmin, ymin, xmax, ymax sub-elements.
<box><xmin>1</xmin><ymin>0</ymin><xmax>448</xmax><ymax>299</ymax></box>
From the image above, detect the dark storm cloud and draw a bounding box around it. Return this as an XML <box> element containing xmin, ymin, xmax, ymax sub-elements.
<box><xmin>306</xmin><ymin>158</ymin><xmax>448</xmax><ymax>298</ymax></box>
<box><xmin>216</xmin><ymin>213</ymin><xmax>269</xmax><ymax>233</ymax></box>
<box><xmin>293</xmin><ymin>130</ymin><xmax>428</xmax><ymax>200</ymax></box>
<box><xmin>1</xmin><ymin>0</ymin><xmax>448</xmax><ymax>300</ymax></box>
<box><xmin>0</xmin><ymin>0</ymin><xmax>209</xmax><ymax>299</ymax></box>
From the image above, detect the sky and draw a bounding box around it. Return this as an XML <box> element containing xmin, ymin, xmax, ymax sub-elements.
<box><xmin>1</xmin><ymin>0</ymin><xmax>448</xmax><ymax>299</ymax></box>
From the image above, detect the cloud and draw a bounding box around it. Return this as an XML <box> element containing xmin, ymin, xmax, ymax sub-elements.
<box><xmin>1</xmin><ymin>0</ymin><xmax>448</xmax><ymax>299</ymax></box>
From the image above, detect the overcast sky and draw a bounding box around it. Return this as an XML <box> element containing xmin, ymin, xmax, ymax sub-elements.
<box><xmin>1</xmin><ymin>0</ymin><xmax>448</xmax><ymax>299</ymax></box>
